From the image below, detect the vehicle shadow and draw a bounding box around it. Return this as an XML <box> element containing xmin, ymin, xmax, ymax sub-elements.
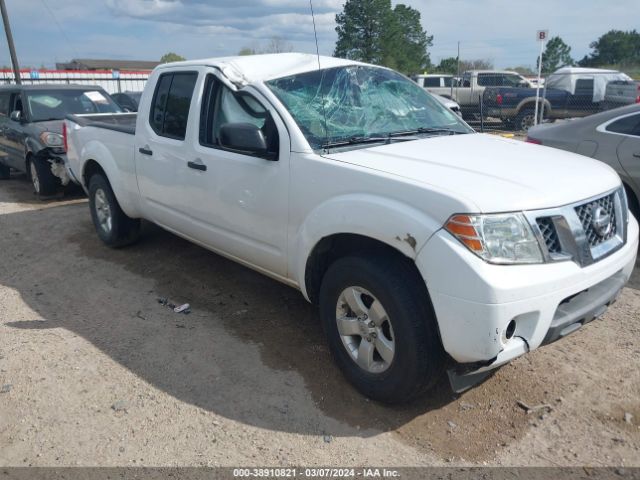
<box><xmin>3</xmin><ymin>181</ymin><xmax>635</xmax><ymax>458</ymax></box>
<box><xmin>0</xmin><ymin>171</ymin><xmax>85</xmax><ymax>206</ymax></box>
<box><xmin>0</xmin><ymin>196</ymin><xmax>458</xmax><ymax>441</ymax></box>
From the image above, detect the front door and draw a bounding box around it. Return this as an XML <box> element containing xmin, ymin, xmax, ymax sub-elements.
<box><xmin>187</xmin><ymin>72</ymin><xmax>290</xmax><ymax>277</ymax></box>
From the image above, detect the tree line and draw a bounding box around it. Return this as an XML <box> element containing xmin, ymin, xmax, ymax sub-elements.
<box><xmin>333</xmin><ymin>0</ymin><xmax>640</xmax><ymax>75</ymax></box>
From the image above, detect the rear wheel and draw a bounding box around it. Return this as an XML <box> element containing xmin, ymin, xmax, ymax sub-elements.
<box><xmin>0</xmin><ymin>163</ymin><xmax>9</xmax><ymax>180</ymax></box>
<box><xmin>88</xmin><ymin>173</ymin><xmax>140</xmax><ymax>247</ymax></box>
<box><xmin>28</xmin><ymin>156</ymin><xmax>58</xmax><ymax>196</ymax></box>
<box><xmin>514</xmin><ymin>109</ymin><xmax>536</xmax><ymax>132</ymax></box>
<box><xmin>319</xmin><ymin>255</ymin><xmax>444</xmax><ymax>404</ymax></box>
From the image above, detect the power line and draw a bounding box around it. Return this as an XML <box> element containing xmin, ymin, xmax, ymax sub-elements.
<box><xmin>39</xmin><ymin>0</ymin><xmax>80</xmax><ymax>60</ymax></box>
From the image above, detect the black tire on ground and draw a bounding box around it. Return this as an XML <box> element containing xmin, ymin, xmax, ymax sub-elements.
<box><xmin>319</xmin><ymin>255</ymin><xmax>444</xmax><ymax>404</ymax></box>
<box><xmin>514</xmin><ymin>109</ymin><xmax>536</xmax><ymax>132</ymax></box>
<box><xmin>88</xmin><ymin>173</ymin><xmax>141</xmax><ymax>248</ymax></box>
<box><xmin>0</xmin><ymin>163</ymin><xmax>9</xmax><ymax>180</ymax></box>
<box><xmin>28</xmin><ymin>156</ymin><xmax>59</xmax><ymax>196</ymax></box>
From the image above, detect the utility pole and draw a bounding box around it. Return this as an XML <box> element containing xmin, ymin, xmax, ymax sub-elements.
<box><xmin>0</xmin><ymin>0</ymin><xmax>21</xmax><ymax>84</ymax></box>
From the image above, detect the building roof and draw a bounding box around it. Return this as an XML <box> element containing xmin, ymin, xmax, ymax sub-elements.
<box><xmin>158</xmin><ymin>53</ymin><xmax>367</xmax><ymax>85</ymax></box>
<box><xmin>55</xmin><ymin>59</ymin><xmax>160</xmax><ymax>71</ymax></box>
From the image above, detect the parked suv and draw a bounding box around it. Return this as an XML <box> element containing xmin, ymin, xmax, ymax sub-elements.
<box><xmin>0</xmin><ymin>84</ymin><xmax>122</xmax><ymax>195</ymax></box>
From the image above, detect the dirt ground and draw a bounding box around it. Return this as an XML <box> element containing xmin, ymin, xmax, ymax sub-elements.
<box><xmin>0</xmin><ymin>173</ymin><xmax>638</xmax><ymax>467</ymax></box>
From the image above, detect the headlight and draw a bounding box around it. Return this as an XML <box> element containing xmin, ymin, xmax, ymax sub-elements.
<box><xmin>39</xmin><ymin>132</ymin><xmax>64</xmax><ymax>147</ymax></box>
<box><xmin>445</xmin><ymin>213</ymin><xmax>543</xmax><ymax>264</ymax></box>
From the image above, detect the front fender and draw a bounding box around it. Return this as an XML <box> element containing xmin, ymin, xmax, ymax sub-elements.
<box><xmin>292</xmin><ymin>193</ymin><xmax>443</xmax><ymax>299</ymax></box>
<box><xmin>80</xmin><ymin>140</ymin><xmax>142</xmax><ymax>219</ymax></box>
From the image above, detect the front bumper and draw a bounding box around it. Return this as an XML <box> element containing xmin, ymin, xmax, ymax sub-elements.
<box><xmin>416</xmin><ymin>214</ymin><xmax>638</xmax><ymax>389</ymax></box>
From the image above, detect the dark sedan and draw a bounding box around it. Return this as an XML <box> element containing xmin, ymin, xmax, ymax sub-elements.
<box><xmin>0</xmin><ymin>84</ymin><xmax>122</xmax><ymax>196</ymax></box>
<box><xmin>527</xmin><ymin>103</ymin><xmax>640</xmax><ymax>219</ymax></box>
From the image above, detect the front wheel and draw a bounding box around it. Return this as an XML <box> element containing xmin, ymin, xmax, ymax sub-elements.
<box><xmin>514</xmin><ymin>109</ymin><xmax>538</xmax><ymax>132</ymax></box>
<box><xmin>29</xmin><ymin>156</ymin><xmax>59</xmax><ymax>196</ymax></box>
<box><xmin>88</xmin><ymin>174</ymin><xmax>140</xmax><ymax>247</ymax></box>
<box><xmin>319</xmin><ymin>255</ymin><xmax>444</xmax><ymax>404</ymax></box>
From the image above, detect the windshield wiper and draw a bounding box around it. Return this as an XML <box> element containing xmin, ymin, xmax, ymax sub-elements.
<box><xmin>389</xmin><ymin>127</ymin><xmax>466</xmax><ymax>137</ymax></box>
<box><xmin>322</xmin><ymin>133</ymin><xmax>422</xmax><ymax>148</ymax></box>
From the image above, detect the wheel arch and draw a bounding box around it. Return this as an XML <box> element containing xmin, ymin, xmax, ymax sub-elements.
<box><xmin>304</xmin><ymin>233</ymin><xmax>429</xmax><ymax>305</ymax></box>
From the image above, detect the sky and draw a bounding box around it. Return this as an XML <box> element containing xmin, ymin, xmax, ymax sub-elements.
<box><xmin>2</xmin><ymin>0</ymin><xmax>638</xmax><ymax>70</ymax></box>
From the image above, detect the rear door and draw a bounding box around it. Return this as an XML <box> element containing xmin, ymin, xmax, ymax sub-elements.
<box><xmin>610</xmin><ymin>113</ymin><xmax>640</xmax><ymax>194</ymax></box>
<box><xmin>135</xmin><ymin>68</ymin><xmax>201</xmax><ymax>230</ymax></box>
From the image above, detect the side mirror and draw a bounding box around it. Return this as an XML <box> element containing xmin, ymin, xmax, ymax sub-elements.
<box><xmin>10</xmin><ymin>110</ymin><xmax>21</xmax><ymax>122</ymax></box>
<box><xmin>219</xmin><ymin>122</ymin><xmax>276</xmax><ymax>160</ymax></box>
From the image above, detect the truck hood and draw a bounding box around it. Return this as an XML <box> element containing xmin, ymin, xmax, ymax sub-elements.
<box><xmin>324</xmin><ymin>133</ymin><xmax>621</xmax><ymax>213</ymax></box>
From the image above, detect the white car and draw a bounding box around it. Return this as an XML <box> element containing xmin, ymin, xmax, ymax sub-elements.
<box><xmin>65</xmin><ymin>53</ymin><xmax>638</xmax><ymax>403</ymax></box>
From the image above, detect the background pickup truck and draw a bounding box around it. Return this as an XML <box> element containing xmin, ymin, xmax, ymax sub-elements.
<box><xmin>65</xmin><ymin>53</ymin><xmax>638</xmax><ymax>403</ymax></box>
<box><xmin>604</xmin><ymin>80</ymin><xmax>640</xmax><ymax>110</ymax></box>
<box><xmin>424</xmin><ymin>70</ymin><xmax>531</xmax><ymax>118</ymax></box>
<box><xmin>483</xmin><ymin>67</ymin><xmax>634</xmax><ymax>131</ymax></box>
<box><xmin>0</xmin><ymin>84</ymin><xmax>122</xmax><ymax>196</ymax></box>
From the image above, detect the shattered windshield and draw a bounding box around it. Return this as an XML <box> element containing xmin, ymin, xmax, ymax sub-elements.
<box><xmin>266</xmin><ymin>65</ymin><xmax>472</xmax><ymax>150</ymax></box>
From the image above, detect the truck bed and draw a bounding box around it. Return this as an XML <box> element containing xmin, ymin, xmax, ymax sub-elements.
<box><xmin>66</xmin><ymin>113</ymin><xmax>137</xmax><ymax>135</ymax></box>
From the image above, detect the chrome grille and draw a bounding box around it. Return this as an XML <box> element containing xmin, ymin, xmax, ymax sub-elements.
<box><xmin>536</xmin><ymin>217</ymin><xmax>561</xmax><ymax>254</ymax></box>
<box><xmin>575</xmin><ymin>194</ymin><xmax>617</xmax><ymax>247</ymax></box>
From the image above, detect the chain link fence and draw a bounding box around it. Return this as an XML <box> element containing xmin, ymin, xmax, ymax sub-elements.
<box><xmin>0</xmin><ymin>69</ymin><xmax>149</xmax><ymax>94</ymax></box>
<box><xmin>421</xmin><ymin>69</ymin><xmax>639</xmax><ymax>136</ymax></box>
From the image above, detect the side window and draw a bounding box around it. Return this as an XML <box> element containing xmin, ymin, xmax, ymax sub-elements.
<box><xmin>424</xmin><ymin>77</ymin><xmax>440</xmax><ymax>87</ymax></box>
<box><xmin>0</xmin><ymin>93</ymin><xmax>10</xmax><ymax>117</ymax></box>
<box><xmin>443</xmin><ymin>77</ymin><xmax>453</xmax><ymax>87</ymax></box>
<box><xmin>200</xmin><ymin>74</ymin><xmax>278</xmax><ymax>158</ymax></box>
<box><xmin>149</xmin><ymin>71</ymin><xmax>197</xmax><ymax>140</ymax></box>
<box><xmin>462</xmin><ymin>74</ymin><xmax>471</xmax><ymax>88</ymax></box>
<box><xmin>574</xmin><ymin>78</ymin><xmax>594</xmax><ymax>96</ymax></box>
<box><xmin>478</xmin><ymin>74</ymin><xmax>501</xmax><ymax>87</ymax></box>
<box><xmin>606</xmin><ymin>114</ymin><xmax>640</xmax><ymax>137</ymax></box>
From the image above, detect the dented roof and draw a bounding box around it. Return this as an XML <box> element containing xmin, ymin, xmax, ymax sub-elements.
<box><xmin>155</xmin><ymin>53</ymin><xmax>367</xmax><ymax>86</ymax></box>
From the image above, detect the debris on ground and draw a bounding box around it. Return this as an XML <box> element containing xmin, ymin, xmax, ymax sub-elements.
<box><xmin>173</xmin><ymin>303</ymin><xmax>190</xmax><ymax>314</ymax></box>
<box><xmin>517</xmin><ymin>400</ymin><xmax>553</xmax><ymax>415</ymax></box>
<box><xmin>157</xmin><ymin>297</ymin><xmax>191</xmax><ymax>314</ymax></box>
<box><xmin>111</xmin><ymin>400</ymin><xmax>129</xmax><ymax>412</ymax></box>
<box><xmin>624</xmin><ymin>412</ymin><xmax>633</xmax><ymax>425</ymax></box>
<box><xmin>459</xmin><ymin>401</ymin><xmax>475</xmax><ymax>411</ymax></box>
<box><xmin>447</xmin><ymin>420</ymin><xmax>457</xmax><ymax>429</ymax></box>
<box><xmin>323</xmin><ymin>435</ymin><xmax>332</xmax><ymax>443</ymax></box>
<box><xmin>1</xmin><ymin>384</ymin><xmax>12</xmax><ymax>394</ymax></box>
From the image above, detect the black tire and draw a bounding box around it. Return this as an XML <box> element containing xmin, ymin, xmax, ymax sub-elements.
<box><xmin>88</xmin><ymin>173</ymin><xmax>140</xmax><ymax>248</ymax></box>
<box><xmin>319</xmin><ymin>255</ymin><xmax>444</xmax><ymax>404</ymax></box>
<box><xmin>28</xmin><ymin>156</ymin><xmax>59</xmax><ymax>196</ymax></box>
<box><xmin>0</xmin><ymin>163</ymin><xmax>9</xmax><ymax>180</ymax></box>
<box><xmin>514</xmin><ymin>109</ymin><xmax>536</xmax><ymax>132</ymax></box>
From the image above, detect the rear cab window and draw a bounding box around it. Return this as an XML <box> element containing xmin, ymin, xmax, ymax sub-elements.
<box><xmin>149</xmin><ymin>71</ymin><xmax>198</xmax><ymax>140</ymax></box>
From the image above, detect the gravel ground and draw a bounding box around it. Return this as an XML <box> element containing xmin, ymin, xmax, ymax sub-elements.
<box><xmin>0</xmin><ymin>173</ymin><xmax>638</xmax><ymax>467</ymax></box>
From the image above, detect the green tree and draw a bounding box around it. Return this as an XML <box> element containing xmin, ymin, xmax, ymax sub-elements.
<box><xmin>384</xmin><ymin>4</ymin><xmax>432</xmax><ymax>73</ymax></box>
<box><xmin>238</xmin><ymin>47</ymin><xmax>257</xmax><ymax>56</ymax></box>
<box><xmin>579</xmin><ymin>30</ymin><xmax>640</xmax><ymax>67</ymax></box>
<box><xmin>537</xmin><ymin>36</ymin><xmax>573</xmax><ymax>74</ymax></box>
<box><xmin>160</xmin><ymin>52</ymin><xmax>186</xmax><ymax>63</ymax></box>
<box><xmin>435</xmin><ymin>57</ymin><xmax>459</xmax><ymax>74</ymax></box>
<box><xmin>334</xmin><ymin>0</ymin><xmax>392</xmax><ymax>65</ymax></box>
<box><xmin>334</xmin><ymin>0</ymin><xmax>432</xmax><ymax>74</ymax></box>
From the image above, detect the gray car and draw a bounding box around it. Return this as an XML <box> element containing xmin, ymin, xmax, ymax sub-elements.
<box><xmin>0</xmin><ymin>84</ymin><xmax>122</xmax><ymax>196</ymax></box>
<box><xmin>527</xmin><ymin>104</ymin><xmax>640</xmax><ymax>219</ymax></box>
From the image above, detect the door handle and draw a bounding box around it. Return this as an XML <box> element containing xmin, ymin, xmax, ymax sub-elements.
<box><xmin>633</xmin><ymin>152</ymin><xmax>640</xmax><ymax>158</ymax></box>
<box><xmin>138</xmin><ymin>147</ymin><xmax>153</xmax><ymax>156</ymax></box>
<box><xmin>187</xmin><ymin>160</ymin><xmax>207</xmax><ymax>171</ymax></box>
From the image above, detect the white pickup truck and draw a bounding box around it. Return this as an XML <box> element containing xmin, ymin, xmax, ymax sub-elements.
<box><xmin>65</xmin><ymin>53</ymin><xmax>638</xmax><ymax>404</ymax></box>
